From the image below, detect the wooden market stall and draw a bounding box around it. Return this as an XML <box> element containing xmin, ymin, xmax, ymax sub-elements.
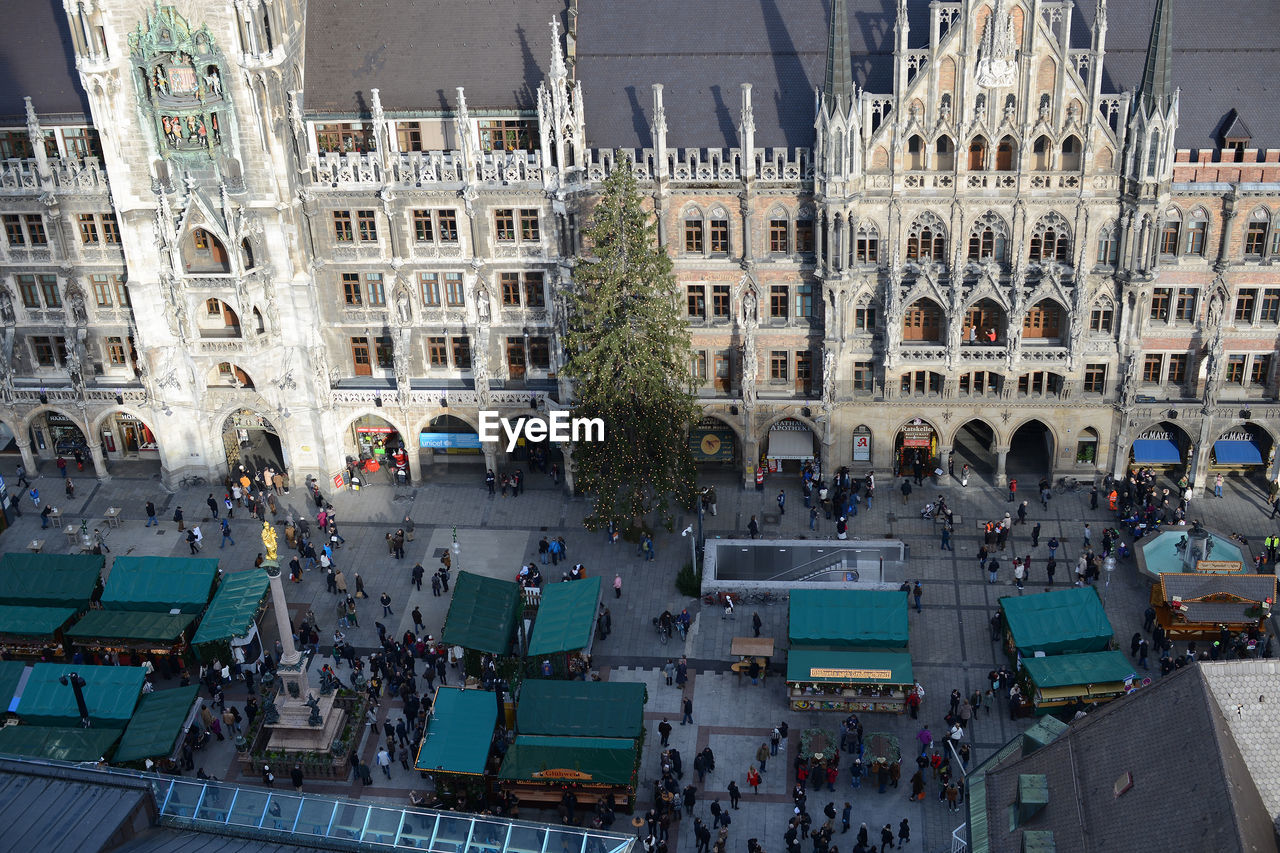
<box><xmin>1018</xmin><ymin>651</ymin><xmax>1135</xmax><ymax>714</ymax></box>
<box><xmin>0</xmin><ymin>605</ymin><xmax>78</xmax><ymax>659</ymax></box>
<box><xmin>1151</xmin><ymin>573</ymin><xmax>1277</xmax><ymax>641</ymax></box>
<box><xmin>0</xmin><ymin>553</ymin><xmax>104</xmax><ymax>659</ymax></box>
<box><xmin>65</xmin><ymin>611</ymin><xmax>198</xmax><ymax>663</ymax></box>
<box><xmin>414</xmin><ymin>686</ymin><xmax>500</xmax><ymax>809</ymax></box>
<box><xmin>98</xmin><ymin>556</ymin><xmax>220</xmax><ymax>614</ymax></box>
<box><xmin>190</xmin><ymin>569</ymin><xmax>270</xmax><ymax>664</ymax></box>
<box><xmin>730</xmin><ymin>637</ymin><xmax>775</xmax><ymax>683</ymax></box>
<box><xmin>786</xmin><ymin>589</ymin><xmax>913</xmax><ymax>713</ymax></box>
<box><xmin>525</xmin><ymin>577</ymin><xmax>600</xmax><ymax>678</ymax></box>
<box><xmin>441</xmin><ymin>572</ymin><xmax>522</xmax><ymax>675</ymax></box>
<box><xmin>1000</xmin><ymin>587</ymin><xmax>1114</xmax><ymax>662</ymax></box>
<box><xmin>13</xmin><ymin>663</ymin><xmax>146</xmax><ymax>729</ymax></box>
<box><xmin>112</xmin><ymin>685</ymin><xmax>203</xmax><ymax>767</ymax></box>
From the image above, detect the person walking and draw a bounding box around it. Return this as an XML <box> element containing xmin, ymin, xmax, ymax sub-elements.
<box><xmin>728</xmin><ymin>780</ymin><xmax>741</xmax><ymax>809</ymax></box>
<box><xmin>940</xmin><ymin>525</ymin><xmax>952</xmax><ymax>550</ymax></box>
<box><xmin>1016</xmin><ymin>500</ymin><xmax>1028</xmax><ymax>525</ymax></box>
<box><xmin>219</xmin><ymin>518</ymin><xmax>234</xmax><ymax>549</ymax></box>
<box><xmin>376</xmin><ymin>747</ymin><xmax>392</xmax><ymax>778</ymax></box>
<box><xmin>412</xmin><ymin>563</ymin><xmax>424</xmax><ymax>591</ymax></box>
<box><xmin>1082</xmin><ymin>524</ymin><xmax>1092</xmax><ymax>550</ymax></box>
<box><xmin>173</xmin><ymin>506</ymin><xmax>185</xmax><ymax>531</ymax></box>
<box><xmin>290</xmin><ymin>763</ymin><xmax>304</xmax><ymax>792</ymax></box>
<box><xmin>748</xmin><ymin>516</ymin><xmax>760</xmax><ymax>539</ymax></box>
<box><xmin>756</xmin><ymin>741</ymin><xmax>770</xmax><ymax>773</ymax></box>
<box><xmin>145</xmin><ymin>500</ymin><xmax>158</xmax><ymax>527</ymax></box>
<box><xmin>411</xmin><ymin>606</ymin><xmax>424</xmax><ymax>632</ymax></box>
<box><xmin>880</xmin><ymin>823</ymin><xmax>895</xmax><ymax>851</ymax></box>
<box><xmin>614</xmin><ymin>574</ymin><xmax>623</xmax><ymax>598</ymax></box>
<box><xmin>682</xmin><ymin>695</ymin><xmax>693</xmax><ymax>725</ymax></box>
<box><xmin>777</xmin><ymin>490</ymin><xmax>786</xmax><ymax>516</ymax></box>
<box><xmin>658</xmin><ymin>719</ymin><xmax>672</xmax><ymax>747</ymax></box>
<box><xmin>380</xmin><ymin>592</ymin><xmax>393</xmax><ymax>616</ymax></box>
<box><xmin>912</xmin><ymin>582</ymin><xmax>923</xmax><ymax>612</ymax></box>
<box><xmin>897</xmin><ymin>819</ymin><xmax>910</xmax><ymax>846</ymax></box>
<box><xmin>1008</xmin><ymin>478</ymin><xmax>1017</xmax><ymax>503</ymax></box>
<box><xmin>987</xmin><ymin>558</ymin><xmax>1000</xmax><ymax>585</ymax></box>
<box><xmin>1215</xmin><ymin>472</ymin><xmax>1225</xmax><ymax>499</ymax></box>
<box><xmin>752</xmin><ymin>612</ymin><xmax>762</xmax><ymax>637</ymax></box>
<box><xmin>747</xmin><ymin>765</ymin><xmax>762</xmax><ymax>794</ymax></box>
<box><xmin>207</xmin><ymin>493</ymin><xmax>219</xmax><ymax>519</ymax></box>
<box><xmin>900</xmin><ymin>479</ymin><xmax>912</xmax><ymax>506</ymax></box>
<box><xmin>1031</xmin><ymin>522</ymin><xmax>1041</xmax><ymax>548</ymax></box>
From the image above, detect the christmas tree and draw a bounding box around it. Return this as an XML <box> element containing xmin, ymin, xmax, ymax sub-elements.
<box><xmin>564</xmin><ymin>157</ymin><xmax>697</xmax><ymax>532</ymax></box>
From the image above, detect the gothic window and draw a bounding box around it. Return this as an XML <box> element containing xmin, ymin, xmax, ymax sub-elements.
<box><xmin>906</xmin><ymin>212</ymin><xmax>947</xmax><ymax>261</ymax></box>
<box><xmin>185</xmin><ymin>228</ymin><xmax>230</xmax><ymax>273</ymax></box>
<box><xmin>1022</xmin><ymin>300</ymin><xmax>1063</xmax><ymax>339</ymax></box>
<box><xmin>965</xmin><ymin>299</ymin><xmax>1005</xmax><ymax>342</ymax></box>
<box><xmin>995</xmin><ymin>136</ymin><xmax>1015</xmax><ymax>171</ymax></box>
<box><xmin>1060</xmin><ymin>135</ymin><xmax>1082</xmax><ymax>171</ymax></box>
<box><xmin>967</xmin><ymin>211</ymin><xmax>1009</xmax><ymax>262</ymax></box>
<box><xmin>854</xmin><ymin>299</ymin><xmax>877</xmax><ymax>331</ymax></box>
<box><xmin>768</xmin><ymin>209</ymin><xmax>790</xmax><ymax>255</ymax></box>
<box><xmin>968</xmin><ymin>137</ymin><xmax>988</xmax><ymax>171</ymax></box>
<box><xmin>1159</xmin><ymin>208</ymin><xmax>1181</xmax><ymax>257</ymax></box>
<box><xmin>1146</xmin><ymin>129</ymin><xmax>1161</xmax><ymax>178</ymax></box>
<box><xmin>1184</xmin><ymin>208</ymin><xmax>1209</xmax><ymax>256</ymax></box>
<box><xmin>1032</xmin><ymin>136</ymin><xmax>1051</xmax><ymax>171</ymax></box>
<box><xmin>683</xmin><ymin>208</ymin><xmax>704</xmax><ymax>254</ymax></box>
<box><xmin>1244</xmin><ymin>208</ymin><xmax>1271</xmax><ymax>258</ymax></box>
<box><xmin>854</xmin><ymin>222</ymin><xmax>880</xmax><ymax>264</ymax></box>
<box><xmin>907</xmin><ymin>135</ymin><xmax>924</xmax><ymax>170</ymax></box>
<box><xmin>935</xmin><ymin>136</ymin><xmax>955</xmax><ymax>171</ymax></box>
<box><xmin>1096</xmin><ymin>222</ymin><xmax>1119</xmax><ymax>266</ymax></box>
<box><xmin>1089</xmin><ymin>300</ymin><xmax>1114</xmax><ymax>333</ymax></box>
<box><xmin>1029</xmin><ymin>213</ymin><xmax>1072</xmax><ymax>263</ymax></box>
<box><xmin>902</xmin><ymin>299</ymin><xmax>944</xmax><ymax>341</ymax></box>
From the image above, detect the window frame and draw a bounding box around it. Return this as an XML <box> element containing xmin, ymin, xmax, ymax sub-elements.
<box><xmin>356</xmin><ymin>209</ymin><xmax>378</xmax><ymax>242</ymax></box>
<box><xmin>769</xmin><ymin>350</ymin><xmax>789</xmax><ymax>382</ymax></box>
<box><xmin>769</xmin><ymin>218</ymin><xmax>789</xmax><ymax>255</ymax></box>
<box><xmin>427</xmin><ymin>336</ymin><xmax>449</xmax><ymax>367</ymax></box>
<box><xmin>1083</xmin><ymin>363</ymin><xmax>1107</xmax><ymax>393</ymax></box>
<box><xmin>687</xmin><ymin>284</ymin><xmax>707</xmax><ymax>319</ymax></box>
<box><xmin>769</xmin><ymin>285</ymin><xmax>789</xmax><ymax>320</ymax></box>
<box><xmin>342</xmin><ymin>272</ymin><xmax>363</xmax><ymax>306</ymax></box>
<box><xmin>332</xmin><ymin>210</ymin><xmax>353</xmax><ymax>243</ymax></box>
<box><xmin>494</xmin><ymin>209</ymin><xmax>516</xmax><ymax>242</ymax></box>
<box><xmin>419</xmin><ymin>272</ymin><xmax>441</xmax><ymax>307</ymax></box>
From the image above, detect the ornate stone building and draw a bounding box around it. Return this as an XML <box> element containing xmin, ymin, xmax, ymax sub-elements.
<box><xmin>0</xmin><ymin>0</ymin><xmax>1278</xmax><ymax>495</ymax></box>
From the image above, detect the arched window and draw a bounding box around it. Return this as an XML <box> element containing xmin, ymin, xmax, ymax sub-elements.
<box><xmin>1096</xmin><ymin>222</ymin><xmax>1119</xmax><ymax>267</ymax></box>
<box><xmin>1159</xmin><ymin>207</ymin><xmax>1181</xmax><ymax>257</ymax></box>
<box><xmin>1146</xmin><ymin>129</ymin><xmax>1161</xmax><ymax>178</ymax></box>
<box><xmin>1023</xmin><ymin>299</ymin><xmax>1064</xmax><ymax>339</ymax></box>
<box><xmin>968</xmin><ymin>211</ymin><xmax>1010</xmax><ymax>262</ymax></box>
<box><xmin>682</xmin><ymin>206</ymin><xmax>705</xmax><ymax>254</ymax></box>
<box><xmin>935</xmin><ymin>136</ymin><xmax>955</xmax><ymax>171</ymax></box>
<box><xmin>185</xmin><ymin>228</ymin><xmax>230</xmax><ymax>273</ymax></box>
<box><xmin>1032</xmin><ymin>136</ymin><xmax>1051</xmax><ymax>171</ymax></box>
<box><xmin>906</xmin><ymin>212</ymin><xmax>947</xmax><ymax>261</ymax></box>
<box><xmin>1244</xmin><ymin>208</ymin><xmax>1271</xmax><ymax>258</ymax></box>
<box><xmin>902</xmin><ymin>298</ymin><xmax>944</xmax><ymax>341</ymax></box>
<box><xmin>767</xmin><ymin>207</ymin><xmax>791</xmax><ymax>255</ymax></box>
<box><xmin>1029</xmin><ymin>213</ymin><xmax>1072</xmax><ymax>263</ymax></box>
<box><xmin>241</xmin><ymin>238</ymin><xmax>255</xmax><ymax>269</ymax></box>
<box><xmin>968</xmin><ymin>136</ymin><xmax>988</xmax><ymax>171</ymax></box>
<box><xmin>1088</xmin><ymin>299</ymin><xmax>1114</xmax><ymax>333</ymax></box>
<box><xmin>854</xmin><ymin>221</ymin><xmax>880</xmax><ymax>263</ymax></box>
<box><xmin>907</xmin><ymin>135</ymin><xmax>924</xmax><ymax>170</ymax></box>
<box><xmin>1185</xmin><ymin>208</ymin><xmax>1209</xmax><ymax>257</ymax></box>
<box><xmin>1060</xmin><ymin>135</ymin><xmax>1082</xmax><ymax>170</ymax></box>
<box><xmin>995</xmin><ymin>136</ymin><xmax>1015</xmax><ymax>171</ymax></box>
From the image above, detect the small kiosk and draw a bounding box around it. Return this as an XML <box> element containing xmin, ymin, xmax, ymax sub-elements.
<box><xmin>525</xmin><ymin>577</ymin><xmax>600</xmax><ymax>678</ymax></box>
<box><xmin>731</xmin><ymin>637</ymin><xmax>775</xmax><ymax>683</ymax></box>
<box><xmin>786</xmin><ymin>589</ymin><xmax>913</xmax><ymax>713</ymax></box>
<box><xmin>442</xmin><ymin>572</ymin><xmax>522</xmax><ymax>676</ymax></box>
<box><xmin>0</xmin><ymin>606</ymin><xmax>78</xmax><ymax>659</ymax></box>
<box><xmin>1018</xmin><ymin>651</ymin><xmax>1134</xmax><ymax>714</ymax></box>
<box><xmin>414</xmin><ymin>686</ymin><xmax>500</xmax><ymax>809</ymax></box>
<box><xmin>113</xmin><ymin>685</ymin><xmax>203</xmax><ymax>767</ymax></box>
<box><xmin>1000</xmin><ymin>587</ymin><xmax>1114</xmax><ymax>661</ymax></box>
<box><xmin>65</xmin><ymin>611</ymin><xmax>198</xmax><ymax>663</ymax></box>
<box><xmin>1151</xmin><ymin>573</ymin><xmax>1276</xmax><ymax>642</ymax></box>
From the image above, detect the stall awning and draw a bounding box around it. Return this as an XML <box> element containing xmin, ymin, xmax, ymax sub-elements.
<box><xmin>1020</xmin><ymin>651</ymin><xmax>1133</xmax><ymax>690</ymax></box>
<box><xmin>1001</xmin><ymin>587</ymin><xmax>1114</xmax><ymax>656</ymax></box>
<box><xmin>99</xmin><ymin>556</ymin><xmax>220</xmax><ymax>614</ymax></box>
<box><xmin>65</xmin><ymin>611</ymin><xmax>195</xmax><ymax>644</ymax></box>
<box><xmin>1214</xmin><ymin>440</ymin><xmax>1264</xmax><ymax>465</ymax></box>
<box><xmin>191</xmin><ymin>569</ymin><xmax>269</xmax><ymax>647</ymax></box>
<box><xmin>786</xmin><ymin>649</ymin><xmax>914</xmax><ymax>685</ymax></box>
<box><xmin>516</xmin><ymin>681</ymin><xmax>647</xmax><ymax>738</ymax></box>
<box><xmin>789</xmin><ymin>589</ymin><xmax>909</xmax><ymax>648</ymax></box>
<box><xmin>527</xmin><ymin>577</ymin><xmax>601</xmax><ymax>657</ymax></box>
<box><xmin>1132</xmin><ymin>439</ymin><xmax>1181</xmax><ymax>464</ymax></box>
<box><xmin>15</xmin><ymin>664</ymin><xmax>145</xmax><ymax>729</ymax></box>
<box><xmin>441</xmin><ymin>572</ymin><xmax>520</xmax><ymax>655</ymax></box>
<box><xmin>498</xmin><ymin>736</ymin><xmax>638</xmax><ymax>786</ymax></box>
<box><xmin>0</xmin><ymin>553</ymin><xmax>103</xmax><ymax>608</ymax></box>
<box><xmin>0</xmin><ymin>606</ymin><xmax>77</xmax><ymax>638</ymax></box>
<box><xmin>114</xmin><ymin>685</ymin><xmax>201</xmax><ymax>763</ymax></box>
<box><xmin>767</xmin><ymin>427</ymin><xmax>814</xmax><ymax>460</ymax></box>
<box><xmin>415</xmin><ymin>687</ymin><xmax>498</xmax><ymax>775</ymax></box>
<box><xmin>0</xmin><ymin>726</ymin><xmax>122</xmax><ymax>762</ymax></box>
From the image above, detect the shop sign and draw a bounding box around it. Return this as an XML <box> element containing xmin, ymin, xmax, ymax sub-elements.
<box><xmin>532</xmin><ymin>768</ymin><xmax>593</xmax><ymax>780</ymax></box>
<box><xmin>1138</xmin><ymin>429</ymin><xmax>1171</xmax><ymax>441</ymax></box>
<box><xmin>901</xmin><ymin>420</ymin><xmax>933</xmax><ymax>447</ymax></box>
<box><xmin>1219</xmin><ymin>430</ymin><xmax>1256</xmax><ymax>443</ymax></box>
<box><xmin>227</xmin><ymin>413</ymin><xmax>276</xmax><ymax>432</ymax></box>
<box><xmin>1196</xmin><ymin>560</ymin><xmax>1244</xmax><ymax>574</ymax></box>
<box><xmin>852</xmin><ymin>427</ymin><xmax>871</xmax><ymax>461</ymax></box>
<box><xmin>356</xmin><ymin>426</ymin><xmax>394</xmax><ymax>434</ymax></box>
<box><xmin>46</xmin><ymin>413</ymin><xmax>74</xmax><ymax>425</ymax></box>
<box><xmin>770</xmin><ymin>418</ymin><xmax>808</xmax><ymax>432</ymax></box>
<box><xmin>690</xmin><ymin>428</ymin><xmax>735</xmax><ymax>462</ymax></box>
<box><xmin>419</xmin><ymin>432</ymin><xmax>482</xmax><ymax>450</ymax></box>
<box><xmin>808</xmin><ymin>667</ymin><xmax>893</xmax><ymax>680</ymax></box>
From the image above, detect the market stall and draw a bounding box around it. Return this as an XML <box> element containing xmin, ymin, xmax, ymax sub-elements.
<box><xmin>0</xmin><ymin>605</ymin><xmax>78</xmax><ymax>659</ymax></box>
<box><xmin>442</xmin><ymin>572</ymin><xmax>522</xmax><ymax>670</ymax></box>
<box><xmin>13</xmin><ymin>663</ymin><xmax>146</xmax><ymax>729</ymax></box>
<box><xmin>0</xmin><ymin>726</ymin><xmax>122</xmax><ymax>762</ymax></box>
<box><xmin>786</xmin><ymin>649</ymin><xmax>914</xmax><ymax>713</ymax></box>
<box><xmin>113</xmin><ymin>685</ymin><xmax>202</xmax><ymax>766</ymax></box>
<box><xmin>1000</xmin><ymin>587</ymin><xmax>1114</xmax><ymax>662</ymax></box>
<box><xmin>1018</xmin><ymin>651</ymin><xmax>1135</xmax><ymax>714</ymax></box>
<box><xmin>1151</xmin><ymin>573</ymin><xmax>1277</xmax><ymax>641</ymax></box>
<box><xmin>786</xmin><ymin>589</ymin><xmax>912</xmax><ymax>713</ymax></box>
<box><xmin>98</xmin><ymin>556</ymin><xmax>220</xmax><ymax>614</ymax></box>
<box><xmin>65</xmin><ymin>611</ymin><xmax>197</xmax><ymax>664</ymax></box>
<box><xmin>190</xmin><ymin>569</ymin><xmax>270</xmax><ymax>664</ymax></box>
<box><xmin>414</xmin><ymin>686</ymin><xmax>500</xmax><ymax>809</ymax></box>
<box><xmin>498</xmin><ymin>736</ymin><xmax>638</xmax><ymax>806</ymax></box>
<box><xmin>0</xmin><ymin>553</ymin><xmax>103</xmax><ymax>607</ymax></box>
<box><xmin>525</xmin><ymin>577</ymin><xmax>600</xmax><ymax>677</ymax></box>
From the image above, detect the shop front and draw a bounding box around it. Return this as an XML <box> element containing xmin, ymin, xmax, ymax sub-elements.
<box><xmin>894</xmin><ymin>418</ymin><xmax>937</xmax><ymax>477</ymax></box>
<box><xmin>1210</xmin><ymin>425</ymin><xmax>1273</xmax><ymax>474</ymax></box>
<box><xmin>1129</xmin><ymin>424</ymin><xmax>1188</xmax><ymax>471</ymax></box>
<box><xmin>350</xmin><ymin>415</ymin><xmax>404</xmax><ymax>463</ymax></box>
<box><xmin>65</xmin><ymin>610</ymin><xmax>197</xmax><ymax>669</ymax></box>
<box><xmin>420</xmin><ymin>415</ymin><xmax>484</xmax><ymax>464</ymax></box>
<box><xmin>690</xmin><ymin>418</ymin><xmax>738</xmax><ymax>468</ymax></box>
<box><xmin>786</xmin><ymin>649</ymin><xmax>913</xmax><ymax>713</ymax></box>
<box><xmin>1018</xmin><ymin>651</ymin><xmax>1135</xmax><ymax>715</ymax></box>
<box><xmin>33</xmin><ymin>412</ymin><xmax>87</xmax><ymax>458</ymax></box>
<box><xmin>101</xmin><ymin>412</ymin><xmax>160</xmax><ymax>460</ymax></box>
<box><xmin>851</xmin><ymin>425</ymin><xmax>872</xmax><ymax>466</ymax></box>
<box><xmin>765</xmin><ymin>418</ymin><xmax>816</xmax><ymax>473</ymax></box>
<box><xmin>503</xmin><ymin>416</ymin><xmax>564</xmax><ymax>471</ymax></box>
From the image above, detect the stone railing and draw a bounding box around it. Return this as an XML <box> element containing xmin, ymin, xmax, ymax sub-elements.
<box><xmin>1028</xmin><ymin>172</ymin><xmax>1081</xmax><ymax>190</ymax></box>
<box><xmin>0</xmin><ymin>157</ymin><xmax>108</xmax><ymax>193</ymax></box>
<box><xmin>1019</xmin><ymin>346</ymin><xmax>1069</xmax><ymax>363</ymax></box>
<box><xmin>959</xmin><ymin>346</ymin><xmax>1010</xmax><ymax>361</ymax></box>
<box><xmin>310</xmin><ymin>149</ymin><xmax>544</xmax><ymax>187</ymax></box>
<box><xmin>897</xmin><ymin>346</ymin><xmax>948</xmax><ymax>362</ymax></box>
<box><xmin>582</xmin><ymin>146</ymin><xmax>812</xmax><ymax>184</ymax></box>
<box><xmin>903</xmin><ymin>171</ymin><xmax>955</xmax><ymax>189</ymax></box>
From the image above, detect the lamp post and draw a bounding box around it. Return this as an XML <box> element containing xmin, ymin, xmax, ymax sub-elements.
<box><xmin>682</xmin><ymin>525</ymin><xmax>697</xmax><ymax>577</ymax></box>
<box><xmin>451</xmin><ymin>525</ymin><xmax>461</xmax><ymax>569</ymax></box>
<box><xmin>59</xmin><ymin>672</ymin><xmax>90</xmax><ymax>728</ymax></box>
<box><xmin>1102</xmin><ymin>554</ymin><xmax>1116</xmax><ymax>612</ymax></box>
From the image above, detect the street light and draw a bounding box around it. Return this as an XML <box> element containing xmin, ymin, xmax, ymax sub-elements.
<box><xmin>451</xmin><ymin>525</ymin><xmax>461</xmax><ymax>569</ymax></box>
<box><xmin>681</xmin><ymin>525</ymin><xmax>696</xmax><ymax>577</ymax></box>
<box><xmin>59</xmin><ymin>672</ymin><xmax>90</xmax><ymax>728</ymax></box>
<box><xmin>1102</xmin><ymin>554</ymin><xmax>1116</xmax><ymax>611</ymax></box>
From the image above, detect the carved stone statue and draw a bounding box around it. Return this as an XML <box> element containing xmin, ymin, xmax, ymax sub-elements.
<box><xmin>822</xmin><ymin>347</ymin><xmax>837</xmax><ymax>405</ymax></box>
<box><xmin>475</xmin><ymin>286</ymin><xmax>491</xmax><ymax>321</ymax></box>
<box><xmin>262</xmin><ymin>519</ymin><xmax>278</xmax><ymax>562</ymax></box>
<box><xmin>395</xmin><ymin>285</ymin><xmax>412</xmax><ymax>325</ymax></box>
<box><xmin>1119</xmin><ymin>353</ymin><xmax>1140</xmax><ymax>410</ymax></box>
<box><xmin>70</xmin><ymin>291</ymin><xmax>88</xmax><ymax>327</ymax></box>
<box><xmin>0</xmin><ymin>287</ymin><xmax>13</xmax><ymax>325</ymax></box>
<box><xmin>742</xmin><ymin>286</ymin><xmax>758</xmax><ymax>325</ymax></box>
<box><xmin>976</xmin><ymin>0</ymin><xmax>1018</xmax><ymax>88</ymax></box>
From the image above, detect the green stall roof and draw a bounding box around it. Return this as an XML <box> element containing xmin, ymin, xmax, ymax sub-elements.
<box><xmin>0</xmin><ymin>606</ymin><xmax>77</xmax><ymax>638</ymax></box>
<box><xmin>499</xmin><ymin>736</ymin><xmax>638</xmax><ymax>786</ymax></box>
<box><xmin>785</xmin><ymin>648</ymin><xmax>914</xmax><ymax>685</ymax></box>
<box><xmin>1000</xmin><ymin>587</ymin><xmax>1114</xmax><ymax>656</ymax></box>
<box><xmin>65</xmin><ymin>611</ymin><xmax>196</xmax><ymax>644</ymax></box>
<box><xmin>516</xmin><ymin>680</ymin><xmax>647</xmax><ymax>738</ymax></box>
<box><xmin>99</xmin><ymin>556</ymin><xmax>220</xmax><ymax>614</ymax></box>
<box><xmin>789</xmin><ymin>589</ymin><xmax>909</xmax><ymax>648</ymax></box>
<box><xmin>0</xmin><ymin>661</ymin><xmax>29</xmax><ymax>714</ymax></box>
<box><xmin>114</xmin><ymin>685</ymin><xmax>201</xmax><ymax>763</ymax></box>
<box><xmin>527</xmin><ymin>577</ymin><xmax>601</xmax><ymax>657</ymax></box>
<box><xmin>15</xmin><ymin>663</ymin><xmax>145</xmax><ymax>729</ymax></box>
<box><xmin>415</xmin><ymin>687</ymin><xmax>498</xmax><ymax>775</ymax></box>
<box><xmin>0</xmin><ymin>725</ymin><xmax>121</xmax><ymax>762</ymax></box>
<box><xmin>0</xmin><ymin>553</ymin><xmax>103</xmax><ymax>608</ymax></box>
<box><xmin>1020</xmin><ymin>651</ymin><xmax>1135</xmax><ymax>689</ymax></box>
<box><xmin>441</xmin><ymin>572</ymin><xmax>520</xmax><ymax>655</ymax></box>
<box><xmin>191</xmin><ymin>569</ymin><xmax>269</xmax><ymax>647</ymax></box>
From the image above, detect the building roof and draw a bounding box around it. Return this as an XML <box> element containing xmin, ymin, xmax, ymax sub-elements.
<box><xmin>0</xmin><ymin>553</ymin><xmax>103</xmax><ymax>608</ymax></box>
<box><xmin>527</xmin><ymin>576</ymin><xmax>600</xmax><ymax>656</ymax></box>
<box><xmin>15</xmin><ymin>663</ymin><xmax>145</xmax><ymax>729</ymax></box>
<box><xmin>1158</xmin><ymin>572</ymin><xmax>1277</xmax><ymax>602</ymax></box>
<box><xmin>190</xmin><ymin>569</ymin><xmax>269</xmax><ymax>648</ymax></box>
<box><xmin>788</xmin><ymin>588</ymin><xmax>909</xmax><ymax>648</ymax></box>
<box><xmin>302</xmin><ymin>0</ymin><xmax>569</xmax><ymax>115</ymax></box>
<box><xmin>0</xmin><ymin>758</ymin><xmax>154</xmax><ymax>853</ymax></box>
<box><xmin>0</xmin><ymin>0</ymin><xmax>91</xmax><ymax>122</ymax></box>
<box><xmin>99</xmin><ymin>556</ymin><xmax>220</xmax><ymax>614</ymax></box>
<box><xmin>970</xmin><ymin>664</ymin><xmax>1276</xmax><ymax>853</ymax></box>
<box><xmin>498</xmin><ymin>735</ymin><xmax>638</xmax><ymax>787</ymax></box>
<box><xmin>65</xmin><ymin>610</ymin><xmax>197</xmax><ymax>644</ymax></box>
<box><xmin>114</xmin><ymin>685</ymin><xmax>201</xmax><ymax>764</ymax></box>
<box><xmin>0</xmin><ymin>661</ymin><xmax>28</xmax><ymax>714</ymax></box>
<box><xmin>1019</xmin><ymin>651</ymin><xmax>1134</xmax><ymax>690</ymax></box>
<box><xmin>1000</xmin><ymin>587</ymin><xmax>1113</xmax><ymax>656</ymax></box>
<box><xmin>441</xmin><ymin>571</ymin><xmax>521</xmax><ymax>655</ymax></box>
<box><xmin>515</xmin><ymin>680</ymin><xmax>647</xmax><ymax>739</ymax></box>
<box><xmin>1199</xmin><ymin>659</ymin><xmax>1280</xmax><ymax>834</ymax></box>
<box><xmin>415</xmin><ymin>686</ymin><xmax>497</xmax><ymax>775</ymax></box>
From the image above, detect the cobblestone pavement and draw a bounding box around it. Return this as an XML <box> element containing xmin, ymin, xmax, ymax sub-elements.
<box><xmin>4</xmin><ymin>458</ymin><xmax>1275</xmax><ymax>851</ymax></box>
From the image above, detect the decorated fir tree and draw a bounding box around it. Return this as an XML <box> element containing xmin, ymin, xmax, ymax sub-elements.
<box><xmin>564</xmin><ymin>158</ymin><xmax>697</xmax><ymax>532</ymax></box>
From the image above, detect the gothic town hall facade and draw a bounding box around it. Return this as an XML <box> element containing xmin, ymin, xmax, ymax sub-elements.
<box><xmin>0</xmin><ymin>0</ymin><xmax>1278</xmax><ymax>495</ymax></box>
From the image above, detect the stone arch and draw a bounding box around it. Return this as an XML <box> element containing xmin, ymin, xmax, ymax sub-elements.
<box><xmin>1005</xmin><ymin>417</ymin><xmax>1059</xmax><ymax>478</ymax></box>
<box><xmin>341</xmin><ymin>408</ymin><xmax>410</xmax><ymax>442</ymax></box>
<box><xmin>1096</xmin><ymin>146</ymin><xmax>1114</xmax><ymax>170</ymax></box>
<box><xmin>871</xmin><ymin>145</ymin><xmax>889</xmax><ymax>171</ymax></box>
<box><xmin>967</xmin><ymin>210</ymin><xmax>1011</xmax><ymax>262</ymax></box>
<box><xmin>947</xmin><ymin>415</ymin><xmax>1000</xmax><ymax>449</ymax></box>
<box><xmin>694</xmin><ymin>411</ymin><xmax>746</xmax><ymax>446</ymax></box>
<box><xmin>937</xmin><ymin>56</ymin><xmax>956</xmax><ymax>98</ymax></box>
<box><xmin>411</xmin><ymin>409</ymin><xmax>482</xmax><ymax>439</ymax></box>
<box><xmin>757</xmin><ymin>410</ymin><xmax>821</xmax><ymax>442</ymax></box>
<box><xmin>1029</xmin><ymin>211</ymin><xmax>1073</xmax><ymax>263</ymax></box>
<box><xmin>1036</xmin><ymin>57</ymin><xmax>1056</xmax><ymax>93</ymax></box>
<box><xmin>20</xmin><ymin>405</ymin><xmax>88</xmax><ymax>438</ymax></box>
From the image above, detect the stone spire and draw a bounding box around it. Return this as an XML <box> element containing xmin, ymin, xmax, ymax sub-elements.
<box><xmin>824</xmin><ymin>0</ymin><xmax>854</xmax><ymax>111</ymax></box>
<box><xmin>549</xmin><ymin>18</ymin><xmax>567</xmax><ymax>83</ymax></box>
<box><xmin>1138</xmin><ymin>0</ymin><xmax>1174</xmax><ymax>115</ymax></box>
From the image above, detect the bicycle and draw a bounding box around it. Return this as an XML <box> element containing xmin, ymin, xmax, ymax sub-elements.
<box><xmin>1054</xmin><ymin>476</ymin><xmax>1082</xmax><ymax>494</ymax></box>
<box><xmin>180</xmin><ymin>474</ymin><xmax>207</xmax><ymax>489</ymax></box>
<box><xmin>653</xmin><ymin>617</ymin><xmax>670</xmax><ymax>645</ymax></box>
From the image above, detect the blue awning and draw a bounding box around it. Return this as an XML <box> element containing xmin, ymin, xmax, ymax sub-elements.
<box><xmin>1214</xmin><ymin>440</ymin><xmax>1264</xmax><ymax>465</ymax></box>
<box><xmin>1132</xmin><ymin>439</ymin><xmax>1181</xmax><ymax>464</ymax></box>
